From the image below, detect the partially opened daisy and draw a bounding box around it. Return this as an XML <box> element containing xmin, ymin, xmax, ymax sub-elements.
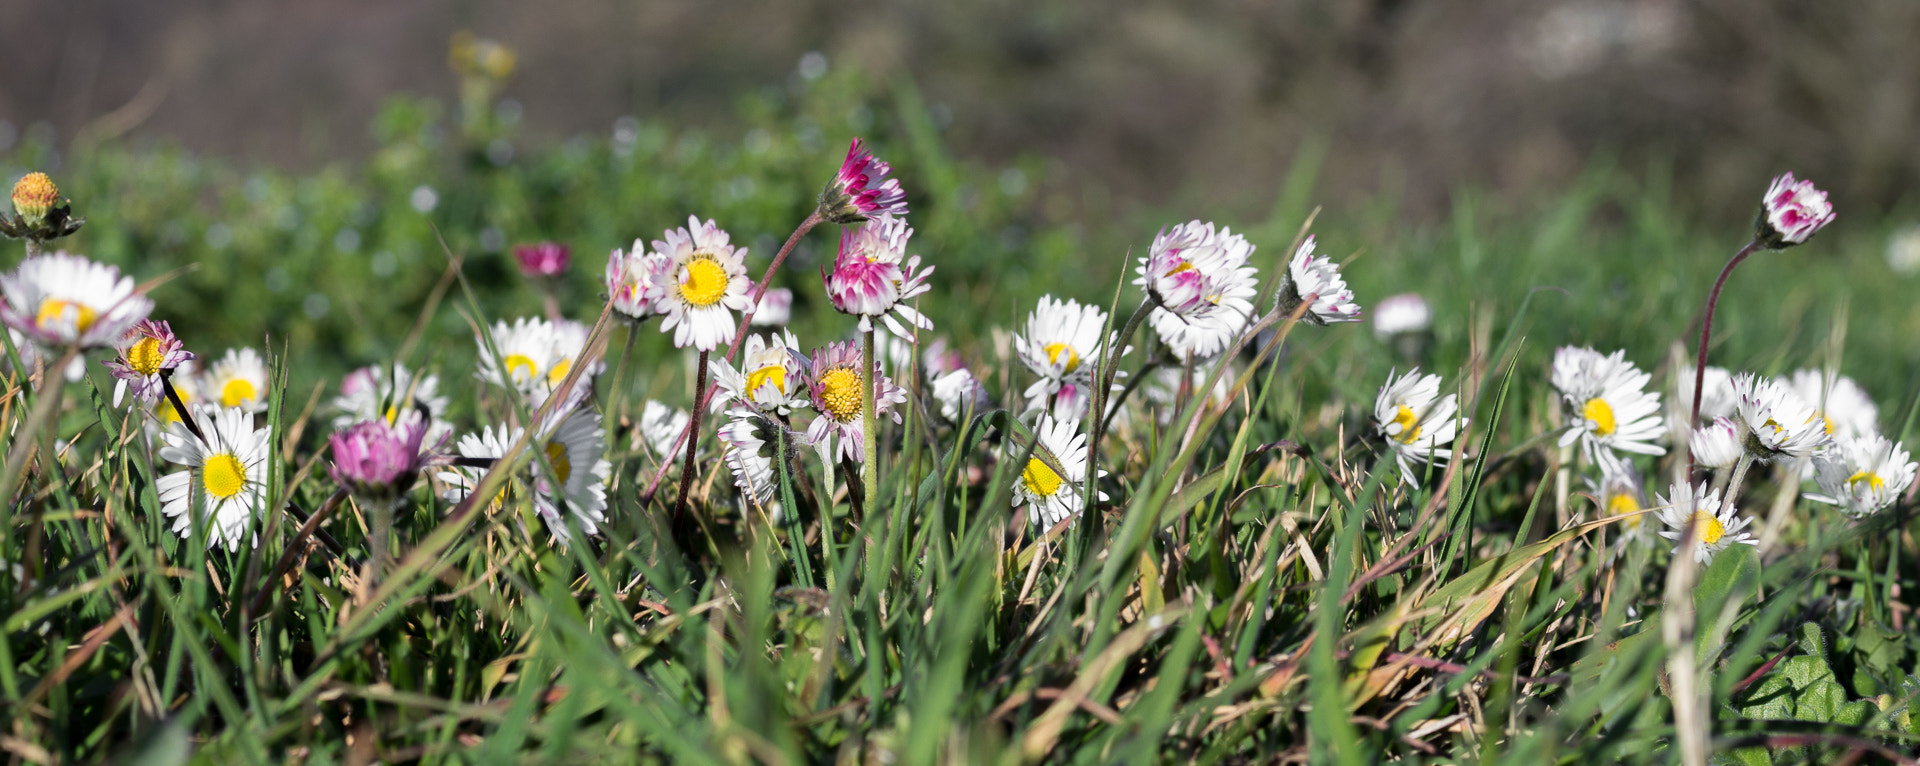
<box><xmin>1807</xmin><ymin>434</ymin><xmax>1917</xmax><ymax>518</ymax></box>
<box><xmin>205</xmin><ymin>347</ymin><xmax>270</xmax><ymax>413</ymax></box>
<box><xmin>329</xmin><ymin>412</ymin><xmax>432</xmax><ymax>506</ymax></box>
<box><xmin>606</xmin><ymin>241</ymin><xmax>667</xmax><ymax>321</ymax></box>
<box><xmin>1015</xmin><ymin>295</ymin><xmax>1124</xmax><ymax>417</ymax></box>
<box><xmin>1787</xmin><ymin>369</ymin><xmax>1878</xmax><ymax>441</ymax></box>
<box><xmin>826</xmin><ymin>214</ymin><xmax>935</xmax><ymax>340</ymax></box>
<box><xmin>1012</xmin><ymin>414</ymin><xmax>1105</xmax><ymax>528</ymax></box>
<box><xmin>1588</xmin><ymin>463</ymin><xmax>1655</xmax><ymax>562</ymax></box>
<box><xmin>1690</xmin><ymin>417</ymin><xmax>1743</xmax><ymax>469</ymax></box>
<box><xmin>330</xmin><ymin>362</ymin><xmax>452</xmax><ymax>446</ymax></box>
<box><xmin>819</xmin><ymin>138</ymin><xmax>908</xmax><ymax>224</ymax></box>
<box><xmin>0</xmin><ymin>252</ymin><xmax>152</xmax><ymax>350</ymax></box>
<box><xmin>1550</xmin><ymin>346</ymin><xmax>1666</xmax><ymax>466</ymax></box>
<box><xmin>1134</xmin><ymin>220</ymin><xmax>1259</xmax><ymax>359</ymax></box>
<box><xmin>103</xmin><ymin>319</ymin><xmax>193</xmax><ymax>407</ymax></box>
<box><xmin>1374</xmin><ymin>368</ymin><xmax>1464</xmax><ymax>485</ymax></box>
<box><xmin>1656</xmin><ymin>480</ymin><xmax>1756</xmax><ymax>566</ymax></box>
<box><xmin>720</xmin><ymin>409</ymin><xmax>785</xmax><ymax>510</ymax></box>
<box><xmin>1730</xmin><ymin>373</ymin><xmax>1830</xmax><ymax>462</ymax></box>
<box><xmin>156</xmin><ymin>406</ymin><xmax>271</xmax><ymax>552</ymax></box>
<box><xmin>803</xmin><ymin>340</ymin><xmax>907</xmax><ymax>466</ymax></box>
<box><xmin>650</xmin><ymin>216</ymin><xmax>751</xmax><ymax>352</ymax></box>
<box><xmin>1756</xmin><ymin>172</ymin><xmax>1835</xmax><ymax>249</ymax></box>
<box><xmin>709</xmin><ymin>331</ymin><xmax>806</xmax><ymax>415</ymax></box>
<box><xmin>1276</xmin><ymin>235</ymin><xmax>1361</xmax><ymax>325</ymax></box>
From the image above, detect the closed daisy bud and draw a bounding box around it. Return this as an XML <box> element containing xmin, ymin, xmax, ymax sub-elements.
<box><xmin>1656</xmin><ymin>481</ymin><xmax>1756</xmax><ymax>566</ymax></box>
<box><xmin>818</xmin><ymin>138</ymin><xmax>908</xmax><ymax>224</ymax></box>
<box><xmin>11</xmin><ymin>172</ymin><xmax>59</xmax><ymax>227</ymax></box>
<box><xmin>329</xmin><ymin>413</ymin><xmax>432</xmax><ymax>505</ymax></box>
<box><xmin>1806</xmin><ymin>434</ymin><xmax>1916</xmax><ymax>519</ymax></box>
<box><xmin>1690</xmin><ymin>417</ymin><xmax>1743</xmax><ymax>469</ymax></box>
<box><xmin>513</xmin><ymin>241</ymin><xmax>569</xmax><ymax>279</ymax></box>
<box><xmin>1755</xmin><ymin>172</ymin><xmax>1835</xmax><ymax>249</ymax></box>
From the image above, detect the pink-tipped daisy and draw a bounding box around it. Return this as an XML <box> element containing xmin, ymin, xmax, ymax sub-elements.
<box><xmin>802</xmin><ymin>340</ymin><xmax>907</xmax><ymax>466</ymax></box>
<box><xmin>649</xmin><ymin>216</ymin><xmax>751</xmax><ymax>352</ymax></box>
<box><xmin>606</xmin><ymin>240</ymin><xmax>668</xmax><ymax>321</ymax></box>
<box><xmin>709</xmin><ymin>330</ymin><xmax>807</xmax><ymax>416</ymax></box>
<box><xmin>513</xmin><ymin>241</ymin><xmax>569</xmax><ymax>278</ymax></box>
<box><xmin>819</xmin><ymin>138</ymin><xmax>908</xmax><ymax>224</ymax></box>
<box><xmin>1278</xmin><ymin>235</ymin><xmax>1362</xmax><ymax>325</ymax></box>
<box><xmin>1134</xmin><ymin>220</ymin><xmax>1260</xmax><ymax>359</ymax></box>
<box><xmin>1756</xmin><ymin>172</ymin><xmax>1835</xmax><ymax>249</ymax></box>
<box><xmin>825</xmin><ymin>214</ymin><xmax>935</xmax><ymax>340</ymax></box>
<box><xmin>329</xmin><ymin>412</ymin><xmax>432</xmax><ymax>506</ymax></box>
<box><xmin>0</xmin><ymin>252</ymin><xmax>153</xmax><ymax>350</ymax></box>
<box><xmin>103</xmin><ymin>319</ymin><xmax>193</xmax><ymax>407</ymax></box>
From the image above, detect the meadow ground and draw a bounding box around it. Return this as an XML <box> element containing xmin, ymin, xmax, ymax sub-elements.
<box><xmin>3</xmin><ymin>72</ymin><xmax>1920</xmax><ymax>765</ymax></box>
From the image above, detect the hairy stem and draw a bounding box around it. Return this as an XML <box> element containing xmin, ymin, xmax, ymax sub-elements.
<box><xmin>861</xmin><ymin>328</ymin><xmax>879</xmax><ymax>519</ymax></box>
<box><xmin>671</xmin><ymin>351</ymin><xmax>711</xmax><ymax>523</ymax></box>
<box><xmin>1687</xmin><ymin>239</ymin><xmax>1761</xmax><ymax>461</ymax></box>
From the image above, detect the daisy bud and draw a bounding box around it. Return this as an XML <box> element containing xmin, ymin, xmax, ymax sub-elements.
<box><xmin>513</xmin><ymin>241</ymin><xmax>570</xmax><ymax>279</ymax></box>
<box><xmin>818</xmin><ymin>138</ymin><xmax>908</xmax><ymax>224</ymax></box>
<box><xmin>11</xmin><ymin>173</ymin><xmax>59</xmax><ymax>227</ymax></box>
<box><xmin>1276</xmin><ymin>236</ymin><xmax>1362</xmax><ymax>325</ymax></box>
<box><xmin>1755</xmin><ymin>172</ymin><xmax>1834</xmax><ymax>249</ymax></box>
<box><xmin>328</xmin><ymin>414</ymin><xmax>432</xmax><ymax>504</ymax></box>
<box><xmin>825</xmin><ymin>214</ymin><xmax>935</xmax><ymax>340</ymax></box>
<box><xmin>1689</xmin><ymin>416</ymin><xmax>1743</xmax><ymax>469</ymax></box>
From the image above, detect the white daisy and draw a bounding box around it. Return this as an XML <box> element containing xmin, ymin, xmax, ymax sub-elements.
<box><xmin>1015</xmin><ymin>295</ymin><xmax>1126</xmax><ymax>417</ymax></box>
<box><xmin>1677</xmin><ymin>365</ymin><xmax>1738</xmax><ymax>421</ymax></box>
<box><xmin>437</xmin><ymin>424</ymin><xmax>518</xmax><ymax>505</ymax></box>
<box><xmin>720</xmin><ymin>409</ymin><xmax>782</xmax><ymax>510</ymax></box>
<box><xmin>1550</xmin><ymin>346</ymin><xmax>1666</xmax><ymax>466</ymax></box>
<box><xmin>605</xmin><ymin>240</ymin><xmax>667</xmax><ymax>321</ymax></box>
<box><xmin>1277</xmin><ymin>235</ymin><xmax>1361</xmax><ymax>325</ymax></box>
<box><xmin>1787</xmin><ymin>369</ymin><xmax>1878</xmax><ymax>441</ymax></box>
<box><xmin>931</xmin><ymin>368</ymin><xmax>990</xmax><ymax>423</ymax></box>
<box><xmin>1011</xmin><ymin>414</ymin><xmax>1106</xmax><ymax>528</ymax></box>
<box><xmin>534</xmin><ymin>408</ymin><xmax>612</xmax><ymax>544</ymax></box>
<box><xmin>708</xmin><ymin>331</ymin><xmax>806</xmax><ymax>415</ymax></box>
<box><xmin>1806</xmin><ymin>434</ymin><xmax>1917</xmax><ymax>518</ymax></box>
<box><xmin>1370</xmin><ymin>293</ymin><xmax>1431</xmax><ymax>341</ymax></box>
<box><xmin>0</xmin><ymin>251</ymin><xmax>152</xmax><ymax>349</ymax></box>
<box><xmin>331</xmin><ymin>362</ymin><xmax>451</xmax><ymax>432</ymax></box>
<box><xmin>475</xmin><ymin>317</ymin><xmax>601</xmax><ymax>409</ymax></box>
<box><xmin>205</xmin><ymin>347</ymin><xmax>270</xmax><ymax>413</ymax></box>
<box><xmin>636</xmin><ymin>400</ymin><xmax>691</xmax><ymax>460</ymax></box>
<box><xmin>1730</xmin><ymin>373</ymin><xmax>1831</xmax><ymax>462</ymax></box>
<box><xmin>1656</xmin><ymin>481</ymin><xmax>1757</xmax><ymax>566</ymax></box>
<box><xmin>802</xmin><ymin>340</ymin><xmax>907</xmax><ymax>466</ymax></box>
<box><xmin>649</xmin><ymin>215</ymin><xmax>751</xmax><ymax>352</ymax></box>
<box><xmin>156</xmin><ymin>406</ymin><xmax>271</xmax><ymax>552</ymax></box>
<box><xmin>1133</xmin><ymin>220</ymin><xmax>1260</xmax><ymax>359</ymax></box>
<box><xmin>1373</xmin><ymin>368</ymin><xmax>1464</xmax><ymax>486</ymax></box>
<box><xmin>1589</xmin><ymin>463</ymin><xmax>1655</xmax><ymax>563</ymax></box>
<box><xmin>1689</xmin><ymin>416</ymin><xmax>1743</xmax><ymax>469</ymax></box>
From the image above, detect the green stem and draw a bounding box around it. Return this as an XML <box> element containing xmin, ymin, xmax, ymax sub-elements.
<box><xmin>861</xmin><ymin>329</ymin><xmax>879</xmax><ymax>519</ymax></box>
<box><xmin>1084</xmin><ymin>297</ymin><xmax>1155</xmax><ymax>509</ymax></box>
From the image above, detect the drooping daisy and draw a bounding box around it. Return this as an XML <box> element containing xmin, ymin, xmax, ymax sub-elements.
<box><xmin>205</xmin><ymin>347</ymin><xmax>270</xmax><ymax>413</ymax></box>
<box><xmin>606</xmin><ymin>241</ymin><xmax>667</xmax><ymax>321</ymax></box>
<box><xmin>1550</xmin><ymin>346</ymin><xmax>1666</xmax><ymax>466</ymax></box>
<box><xmin>1134</xmin><ymin>220</ymin><xmax>1260</xmax><ymax>360</ymax></box>
<box><xmin>1011</xmin><ymin>414</ymin><xmax>1106</xmax><ymax>528</ymax></box>
<box><xmin>1373</xmin><ymin>368</ymin><xmax>1464</xmax><ymax>486</ymax></box>
<box><xmin>803</xmin><ymin>340</ymin><xmax>907</xmax><ymax>466</ymax></box>
<box><xmin>1371</xmin><ymin>293</ymin><xmax>1431</xmax><ymax>341</ymax></box>
<box><xmin>1015</xmin><ymin>295</ymin><xmax>1123</xmax><ymax>417</ymax></box>
<box><xmin>1588</xmin><ymin>463</ymin><xmax>1655</xmax><ymax>563</ymax></box>
<box><xmin>1806</xmin><ymin>434</ymin><xmax>1917</xmax><ymax>518</ymax></box>
<box><xmin>1786</xmin><ymin>369</ymin><xmax>1878</xmax><ymax>442</ymax></box>
<box><xmin>156</xmin><ymin>406</ymin><xmax>271</xmax><ymax>552</ymax></box>
<box><xmin>1730</xmin><ymin>373</ymin><xmax>1831</xmax><ymax>462</ymax></box>
<box><xmin>649</xmin><ymin>216</ymin><xmax>751</xmax><ymax>352</ymax></box>
<box><xmin>1690</xmin><ymin>417</ymin><xmax>1743</xmax><ymax>469</ymax></box>
<box><xmin>720</xmin><ymin>409</ymin><xmax>785</xmax><ymax>510</ymax></box>
<box><xmin>709</xmin><ymin>331</ymin><xmax>806</xmax><ymax>415</ymax></box>
<box><xmin>1677</xmin><ymin>365</ymin><xmax>1738</xmax><ymax>421</ymax></box>
<box><xmin>932</xmin><ymin>368</ymin><xmax>990</xmax><ymax>423</ymax></box>
<box><xmin>532</xmin><ymin>408</ymin><xmax>612</xmax><ymax>544</ymax></box>
<box><xmin>1656</xmin><ymin>481</ymin><xmax>1757</xmax><ymax>566</ymax></box>
<box><xmin>0</xmin><ymin>252</ymin><xmax>152</xmax><ymax>350</ymax></box>
<box><xmin>825</xmin><ymin>214</ymin><xmax>935</xmax><ymax>340</ymax></box>
<box><xmin>1756</xmin><ymin>172</ymin><xmax>1835</xmax><ymax>249</ymax></box>
<box><xmin>636</xmin><ymin>400</ymin><xmax>691</xmax><ymax>460</ymax></box>
<box><xmin>103</xmin><ymin>319</ymin><xmax>193</xmax><ymax>407</ymax></box>
<box><xmin>1276</xmin><ymin>235</ymin><xmax>1361</xmax><ymax>325</ymax></box>
<box><xmin>818</xmin><ymin>137</ymin><xmax>909</xmax><ymax>224</ymax></box>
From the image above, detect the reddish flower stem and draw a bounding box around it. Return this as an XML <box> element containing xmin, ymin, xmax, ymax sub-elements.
<box><xmin>1686</xmin><ymin>239</ymin><xmax>1760</xmax><ymax>465</ymax></box>
<box><xmin>670</xmin><ymin>351</ymin><xmax>711</xmax><ymax>523</ymax></box>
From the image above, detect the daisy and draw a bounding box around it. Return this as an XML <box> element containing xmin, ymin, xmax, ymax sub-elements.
<box><xmin>1756</xmin><ymin>172</ymin><xmax>1834</xmax><ymax>249</ymax></box>
<box><xmin>1550</xmin><ymin>346</ymin><xmax>1666</xmax><ymax>466</ymax></box>
<box><xmin>1677</xmin><ymin>365</ymin><xmax>1737</xmax><ymax>421</ymax></box>
<box><xmin>1134</xmin><ymin>220</ymin><xmax>1260</xmax><ymax>359</ymax></box>
<box><xmin>0</xmin><ymin>252</ymin><xmax>152</xmax><ymax>350</ymax></box>
<box><xmin>533</xmin><ymin>408</ymin><xmax>612</xmax><ymax>544</ymax></box>
<box><xmin>1656</xmin><ymin>481</ymin><xmax>1757</xmax><ymax>566</ymax></box>
<box><xmin>156</xmin><ymin>406</ymin><xmax>271</xmax><ymax>552</ymax></box>
<box><xmin>1373</xmin><ymin>368</ymin><xmax>1464</xmax><ymax>486</ymax></box>
<box><xmin>803</xmin><ymin>340</ymin><xmax>907</xmax><ymax>466</ymax></box>
<box><xmin>709</xmin><ymin>331</ymin><xmax>806</xmax><ymax>415</ymax></box>
<box><xmin>329</xmin><ymin>412</ymin><xmax>432</xmax><ymax>505</ymax></box>
<box><xmin>1011</xmin><ymin>414</ymin><xmax>1106</xmax><ymax>528</ymax></box>
<box><xmin>1730</xmin><ymin>373</ymin><xmax>1830</xmax><ymax>462</ymax></box>
<box><xmin>825</xmin><ymin>214</ymin><xmax>935</xmax><ymax>340</ymax></box>
<box><xmin>513</xmin><ymin>241</ymin><xmax>569</xmax><ymax>279</ymax></box>
<box><xmin>437</xmin><ymin>424</ymin><xmax>518</xmax><ymax>505</ymax></box>
<box><xmin>1786</xmin><ymin>369</ymin><xmax>1878</xmax><ymax>441</ymax></box>
<box><xmin>1371</xmin><ymin>293</ymin><xmax>1431</xmax><ymax>341</ymax></box>
<box><xmin>751</xmin><ymin>287</ymin><xmax>794</xmax><ymax>327</ymax></box>
<box><xmin>1277</xmin><ymin>235</ymin><xmax>1361</xmax><ymax>325</ymax></box>
<box><xmin>1806</xmin><ymin>434</ymin><xmax>1917</xmax><ymax>518</ymax></box>
<box><xmin>475</xmin><ymin>317</ymin><xmax>601</xmax><ymax>409</ymax></box>
<box><xmin>205</xmin><ymin>347</ymin><xmax>270</xmax><ymax>413</ymax></box>
<box><xmin>932</xmin><ymin>368</ymin><xmax>990</xmax><ymax>423</ymax></box>
<box><xmin>103</xmin><ymin>319</ymin><xmax>193</xmax><ymax>407</ymax></box>
<box><xmin>720</xmin><ymin>409</ymin><xmax>784</xmax><ymax>510</ymax></box>
<box><xmin>1690</xmin><ymin>417</ymin><xmax>1743</xmax><ymax>469</ymax></box>
<box><xmin>606</xmin><ymin>240</ymin><xmax>667</xmax><ymax>321</ymax></box>
<box><xmin>1589</xmin><ymin>463</ymin><xmax>1656</xmax><ymax>562</ymax></box>
<box><xmin>649</xmin><ymin>216</ymin><xmax>751</xmax><ymax>352</ymax></box>
<box><xmin>818</xmin><ymin>137</ymin><xmax>908</xmax><ymax>224</ymax></box>
<box><xmin>636</xmin><ymin>400</ymin><xmax>690</xmax><ymax>460</ymax></box>
<box><xmin>1015</xmin><ymin>295</ymin><xmax>1123</xmax><ymax>417</ymax></box>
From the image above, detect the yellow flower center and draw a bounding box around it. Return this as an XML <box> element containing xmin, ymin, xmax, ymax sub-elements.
<box><xmin>503</xmin><ymin>353</ymin><xmax>538</xmax><ymax>383</ymax></box>
<box><xmin>1583</xmin><ymin>397</ymin><xmax>1617</xmax><ymax>436</ymax></box>
<box><xmin>545</xmin><ymin>441</ymin><xmax>572</xmax><ymax>484</ymax></box>
<box><xmin>1389</xmin><ymin>405</ymin><xmax>1422</xmax><ymax>444</ymax></box>
<box><xmin>1022</xmin><ymin>457</ymin><xmax>1064</xmax><ymax>499</ymax></box>
<box><xmin>204</xmin><ymin>452</ymin><xmax>248</xmax><ymax>499</ymax></box>
<box><xmin>547</xmin><ymin>358</ymin><xmax>573</xmax><ymax>387</ymax></box>
<box><xmin>1819</xmin><ymin>412</ymin><xmax>1835</xmax><ymax>436</ymax></box>
<box><xmin>678</xmin><ymin>255</ymin><xmax>730</xmax><ymax>307</ymax></box>
<box><xmin>1847</xmin><ymin>470</ymin><xmax>1885</xmax><ymax>493</ymax></box>
<box><xmin>126</xmin><ymin>337</ymin><xmax>166</xmax><ymax>376</ymax></box>
<box><xmin>1166</xmin><ymin>261</ymin><xmax>1194</xmax><ymax>276</ymax></box>
<box><xmin>221</xmin><ymin>378</ymin><xmax>258</xmax><ymax>409</ymax></box>
<box><xmin>1043</xmin><ymin>342</ymin><xmax>1081</xmax><ymax>374</ymax></box>
<box><xmin>1608</xmin><ymin>492</ymin><xmax>1642</xmax><ymax>527</ymax></box>
<box><xmin>1690</xmin><ymin>511</ymin><xmax>1725</xmax><ymax>546</ymax></box>
<box><xmin>36</xmin><ymin>298</ymin><xmax>96</xmax><ymax>334</ymax></box>
<box><xmin>746</xmin><ymin>364</ymin><xmax>787</xmax><ymax>398</ymax></box>
<box><xmin>818</xmin><ymin>367</ymin><xmax>863</xmax><ymax>421</ymax></box>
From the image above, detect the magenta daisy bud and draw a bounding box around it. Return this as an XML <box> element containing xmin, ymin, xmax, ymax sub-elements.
<box><xmin>103</xmin><ymin>319</ymin><xmax>193</xmax><ymax>408</ymax></box>
<box><xmin>1133</xmin><ymin>220</ymin><xmax>1259</xmax><ymax>359</ymax></box>
<box><xmin>802</xmin><ymin>340</ymin><xmax>907</xmax><ymax>466</ymax></box>
<box><xmin>1277</xmin><ymin>235</ymin><xmax>1362</xmax><ymax>325</ymax></box>
<box><xmin>825</xmin><ymin>214</ymin><xmax>935</xmax><ymax>340</ymax></box>
<box><xmin>649</xmin><ymin>216</ymin><xmax>751</xmax><ymax>352</ymax></box>
<box><xmin>1755</xmin><ymin>172</ymin><xmax>1835</xmax><ymax>249</ymax></box>
<box><xmin>328</xmin><ymin>413</ymin><xmax>432</xmax><ymax>504</ymax></box>
<box><xmin>606</xmin><ymin>240</ymin><xmax>668</xmax><ymax>322</ymax></box>
<box><xmin>513</xmin><ymin>241</ymin><xmax>570</xmax><ymax>279</ymax></box>
<box><xmin>0</xmin><ymin>252</ymin><xmax>153</xmax><ymax>350</ymax></box>
<box><xmin>818</xmin><ymin>138</ymin><xmax>908</xmax><ymax>225</ymax></box>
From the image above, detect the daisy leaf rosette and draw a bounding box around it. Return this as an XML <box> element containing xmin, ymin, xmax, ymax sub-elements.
<box><xmin>1133</xmin><ymin>220</ymin><xmax>1259</xmax><ymax>359</ymax></box>
<box><xmin>0</xmin><ymin>252</ymin><xmax>152</xmax><ymax>350</ymax></box>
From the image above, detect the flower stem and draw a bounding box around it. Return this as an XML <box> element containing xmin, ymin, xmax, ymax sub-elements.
<box><xmin>671</xmin><ymin>351</ymin><xmax>711</xmax><ymax>525</ymax></box>
<box><xmin>1687</xmin><ymin>239</ymin><xmax>1761</xmax><ymax>454</ymax></box>
<box><xmin>861</xmin><ymin>328</ymin><xmax>879</xmax><ymax>519</ymax></box>
<box><xmin>1087</xmin><ymin>298</ymin><xmax>1154</xmax><ymax>470</ymax></box>
<box><xmin>160</xmin><ymin>370</ymin><xmax>208</xmax><ymax>446</ymax></box>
